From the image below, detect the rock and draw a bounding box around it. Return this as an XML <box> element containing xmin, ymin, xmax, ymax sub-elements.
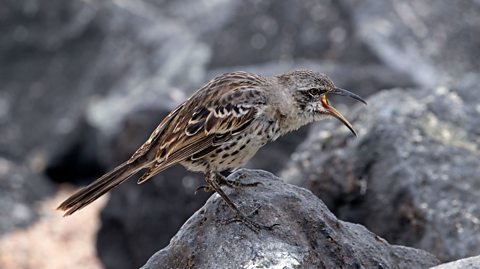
<box><xmin>0</xmin><ymin>157</ymin><xmax>55</xmax><ymax>235</ymax></box>
<box><xmin>142</xmin><ymin>169</ymin><xmax>439</xmax><ymax>269</ymax></box>
<box><xmin>0</xmin><ymin>0</ymin><xmax>209</xmax><ymax>168</ymax></box>
<box><xmin>431</xmin><ymin>255</ymin><xmax>480</xmax><ymax>269</ymax></box>
<box><xmin>282</xmin><ymin>83</ymin><xmax>480</xmax><ymax>261</ymax></box>
<box><xmin>342</xmin><ymin>0</ymin><xmax>480</xmax><ymax>86</ymax></box>
<box><xmin>0</xmin><ymin>0</ymin><xmax>108</xmax><ymax>162</ymax></box>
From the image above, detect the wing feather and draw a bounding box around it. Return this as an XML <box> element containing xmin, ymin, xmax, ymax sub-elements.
<box><xmin>128</xmin><ymin>104</ymin><xmax>183</xmax><ymax>163</ymax></box>
<box><xmin>134</xmin><ymin>72</ymin><xmax>268</xmax><ymax>183</ymax></box>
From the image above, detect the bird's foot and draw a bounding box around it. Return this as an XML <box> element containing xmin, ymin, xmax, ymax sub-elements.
<box><xmin>215</xmin><ymin>172</ymin><xmax>262</xmax><ymax>189</ymax></box>
<box><xmin>219</xmin><ymin>206</ymin><xmax>279</xmax><ymax>233</ymax></box>
<box><xmin>194</xmin><ymin>185</ymin><xmax>213</xmax><ymax>194</ymax></box>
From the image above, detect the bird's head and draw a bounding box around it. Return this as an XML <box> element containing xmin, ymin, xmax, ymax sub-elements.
<box><xmin>279</xmin><ymin>70</ymin><xmax>367</xmax><ymax>136</ymax></box>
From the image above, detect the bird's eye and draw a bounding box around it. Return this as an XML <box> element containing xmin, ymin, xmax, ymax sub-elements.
<box><xmin>307</xmin><ymin>88</ymin><xmax>323</xmax><ymax>97</ymax></box>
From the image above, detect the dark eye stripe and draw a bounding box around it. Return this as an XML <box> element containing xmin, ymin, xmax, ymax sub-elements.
<box><xmin>306</xmin><ymin>88</ymin><xmax>325</xmax><ymax>97</ymax></box>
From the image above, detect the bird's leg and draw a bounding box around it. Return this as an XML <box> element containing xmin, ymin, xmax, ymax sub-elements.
<box><xmin>196</xmin><ymin>171</ymin><xmax>260</xmax><ymax>194</ymax></box>
<box><xmin>206</xmin><ymin>171</ymin><xmax>276</xmax><ymax>232</ymax></box>
<box><xmin>214</xmin><ymin>172</ymin><xmax>262</xmax><ymax>189</ymax></box>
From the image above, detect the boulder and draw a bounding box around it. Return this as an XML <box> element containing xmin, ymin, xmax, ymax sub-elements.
<box><xmin>431</xmin><ymin>255</ymin><xmax>480</xmax><ymax>269</ymax></box>
<box><xmin>0</xmin><ymin>0</ymin><xmax>106</xmax><ymax>162</ymax></box>
<box><xmin>342</xmin><ymin>0</ymin><xmax>480</xmax><ymax>86</ymax></box>
<box><xmin>0</xmin><ymin>157</ymin><xmax>55</xmax><ymax>235</ymax></box>
<box><xmin>282</xmin><ymin>83</ymin><xmax>480</xmax><ymax>261</ymax></box>
<box><xmin>0</xmin><ymin>0</ymin><xmax>209</xmax><ymax>169</ymax></box>
<box><xmin>142</xmin><ymin>169</ymin><xmax>439</xmax><ymax>269</ymax></box>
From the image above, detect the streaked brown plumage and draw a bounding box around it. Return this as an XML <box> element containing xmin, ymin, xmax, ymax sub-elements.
<box><xmin>58</xmin><ymin>70</ymin><xmax>366</xmax><ymax>231</ymax></box>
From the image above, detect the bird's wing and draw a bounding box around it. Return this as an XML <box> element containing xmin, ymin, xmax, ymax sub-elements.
<box><xmin>134</xmin><ymin>72</ymin><xmax>268</xmax><ymax>183</ymax></box>
<box><xmin>128</xmin><ymin>104</ymin><xmax>183</xmax><ymax>163</ymax></box>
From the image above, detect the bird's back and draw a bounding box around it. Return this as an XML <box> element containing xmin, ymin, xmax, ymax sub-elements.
<box><xmin>130</xmin><ymin>71</ymin><xmax>274</xmax><ymax>182</ymax></box>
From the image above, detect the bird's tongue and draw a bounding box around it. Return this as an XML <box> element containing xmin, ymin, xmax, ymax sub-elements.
<box><xmin>321</xmin><ymin>95</ymin><xmax>357</xmax><ymax>136</ymax></box>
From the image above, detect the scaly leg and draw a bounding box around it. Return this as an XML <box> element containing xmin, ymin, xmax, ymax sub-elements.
<box><xmin>205</xmin><ymin>171</ymin><xmax>276</xmax><ymax>232</ymax></box>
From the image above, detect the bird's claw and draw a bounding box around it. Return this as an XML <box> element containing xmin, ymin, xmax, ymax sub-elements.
<box><xmin>195</xmin><ymin>185</ymin><xmax>212</xmax><ymax>194</ymax></box>
<box><xmin>219</xmin><ymin>205</ymin><xmax>279</xmax><ymax>233</ymax></box>
<box><xmin>215</xmin><ymin>175</ymin><xmax>263</xmax><ymax>189</ymax></box>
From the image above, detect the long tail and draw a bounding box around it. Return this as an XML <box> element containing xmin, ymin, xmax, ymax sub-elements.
<box><xmin>57</xmin><ymin>161</ymin><xmax>144</xmax><ymax>216</ymax></box>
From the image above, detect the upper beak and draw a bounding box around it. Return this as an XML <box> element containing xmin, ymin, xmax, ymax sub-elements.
<box><xmin>332</xmin><ymin>87</ymin><xmax>367</xmax><ymax>105</ymax></box>
<box><xmin>321</xmin><ymin>88</ymin><xmax>366</xmax><ymax>136</ymax></box>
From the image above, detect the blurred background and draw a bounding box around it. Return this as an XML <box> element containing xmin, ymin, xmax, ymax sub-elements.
<box><xmin>0</xmin><ymin>0</ymin><xmax>479</xmax><ymax>268</ymax></box>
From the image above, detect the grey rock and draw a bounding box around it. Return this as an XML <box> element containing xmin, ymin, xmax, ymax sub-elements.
<box><xmin>282</xmin><ymin>83</ymin><xmax>480</xmax><ymax>261</ymax></box>
<box><xmin>431</xmin><ymin>255</ymin><xmax>480</xmax><ymax>269</ymax></box>
<box><xmin>142</xmin><ymin>169</ymin><xmax>439</xmax><ymax>269</ymax></box>
<box><xmin>0</xmin><ymin>157</ymin><xmax>55</xmax><ymax>235</ymax></box>
<box><xmin>0</xmin><ymin>0</ymin><xmax>105</xmax><ymax>162</ymax></box>
<box><xmin>0</xmin><ymin>0</ymin><xmax>209</xmax><ymax>166</ymax></box>
<box><xmin>342</xmin><ymin>0</ymin><xmax>480</xmax><ymax>86</ymax></box>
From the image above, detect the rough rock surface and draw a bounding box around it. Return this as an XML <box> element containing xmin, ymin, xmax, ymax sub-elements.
<box><xmin>0</xmin><ymin>157</ymin><xmax>55</xmax><ymax>235</ymax></box>
<box><xmin>342</xmin><ymin>0</ymin><xmax>480</xmax><ymax>86</ymax></box>
<box><xmin>142</xmin><ymin>169</ymin><xmax>439</xmax><ymax>269</ymax></box>
<box><xmin>431</xmin><ymin>255</ymin><xmax>480</xmax><ymax>269</ymax></box>
<box><xmin>282</xmin><ymin>83</ymin><xmax>480</xmax><ymax>262</ymax></box>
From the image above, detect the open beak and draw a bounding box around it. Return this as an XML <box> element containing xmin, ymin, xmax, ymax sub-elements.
<box><xmin>321</xmin><ymin>88</ymin><xmax>367</xmax><ymax>136</ymax></box>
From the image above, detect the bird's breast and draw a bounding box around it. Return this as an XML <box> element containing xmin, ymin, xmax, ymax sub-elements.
<box><xmin>180</xmin><ymin>119</ymin><xmax>279</xmax><ymax>173</ymax></box>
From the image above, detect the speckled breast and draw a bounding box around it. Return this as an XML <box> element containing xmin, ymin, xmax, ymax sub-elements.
<box><xmin>180</xmin><ymin>120</ymin><xmax>280</xmax><ymax>173</ymax></box>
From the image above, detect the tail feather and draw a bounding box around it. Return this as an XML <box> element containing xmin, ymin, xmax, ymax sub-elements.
<box><xmin>57</xmin><ymin>161</ymin><xmax>143</xmax><ymax>216</ymax></box>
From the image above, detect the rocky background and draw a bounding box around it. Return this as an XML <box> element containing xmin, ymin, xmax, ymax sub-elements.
<box><xmin>0</xmin><ymin>0</ymin><xmax>479</xmax><ymax>268</ymax></box>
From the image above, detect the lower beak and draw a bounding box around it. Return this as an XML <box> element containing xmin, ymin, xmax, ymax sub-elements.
<box><xmin>321</xmin><ymin>95</ymin><xmax>357</xmax><ymax>136</ymax></box>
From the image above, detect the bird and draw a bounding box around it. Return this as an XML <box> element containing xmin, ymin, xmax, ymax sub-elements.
<box><xmin>58</xmin><ymin>70</ymin><xmax>366</xmax><ymax>231</ymax></box>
